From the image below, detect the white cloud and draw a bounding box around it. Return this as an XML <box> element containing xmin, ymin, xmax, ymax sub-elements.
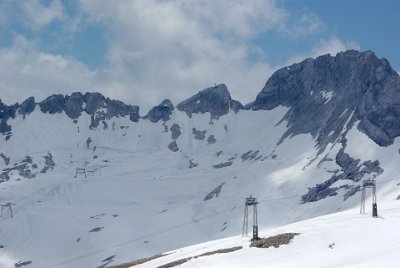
<box><xmin>1</xmin><ymin>0</ymin><xmax>358</xmax><ymax>114</ymax></box>
<box><xmin>0</xmin><ymin>36</ymin><xmax>98</xmax><ymax>104</ymax></box>
<box><xmin>21</xmin><ymin>0</ymin><xmax>64</xmax><ymax>29</ymax></box>
<box><xmin>285</xmin><ymin>11</ymin><xmax>325</xmax><ymax>38</ymax></box>
<box><xmin>74</xmin><ymin>0</ymin><xmax>284</xmax><ymax>108</ymax></box>
<box><xmin>285</xmin><ymin>37</ymin><xmax>360</xmax><ymax>66</ymax></box>
<box><xmin>310</xmin><ymin>37</ymin><xmax>360</xmax><ymax>57</ymax></box>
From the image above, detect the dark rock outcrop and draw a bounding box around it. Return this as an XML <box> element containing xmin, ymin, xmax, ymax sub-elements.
<box><xmin>177</xmin><ymin>84</ymin><xmax>242</xmax><ymax>118</ymax></box>
<box><xmin>2</xmin><ymin>162</ymin><xmax>35</xmax><ymax>180</ymax></box>
<box><xmin>301</xmin><ymin>148</ymin><xmax>383</xmax><ymax>203</ymax></box>
<box><xmin>35</xmin><ymin>92</ymin><xmax>140</xmax><ymax>124</ymax></box>
<box><xmin>40</xmin><ymin>152</ymin><xmax>55</xmax><ymax>174</ymax></box>
<box><xmin>128</xmin><ymin>106</ymin><xmax>140</xmax><ymax>122</ymax></box>
<box><xmin>250</xmin><ymin>233</ymin><xmax>300</xmax><ymax>248</ymax></box>
<box><xmin>145</xmin><ymin>99</ymin><xmax>174</xmax><ymax>123</ymax></box>
<box><xmin>168</xmin><ymin>141</ymin><xmax>179</xmax><ymax>152</ymax></box>
<box><xmin>229</xmin><ymin>100</ymin><xmax>243</xmax><ymax>113</ymax></box>
<box><xmin>188</xmin><ymin>159</ymin><xmax>198</xmax><ymax>168</ymax></box>
<box><xmin>207</xmin><ymin>135</ymin><xmax>216</xmax><ymax>144</ymax></box>
<box><xmin>106</xmin><ymin>99</ymin><xmax>136</xmax><ymax>119</ymax></box>
<box><xmin>2</xmin><ymin>92</ymin><xmax>140</xmax><ymax>129</ymax></box>
<box><xmin>170</xmin><ymin>124</ymin><xmax>181</xmax><ymax>140</ymax></box>
<box><xmin>0</xmin><ymin>99</ymin><xmax>18</xmax><ymax>133</ymax></box>
<box><xmin>64</xmin><ymin>93</ymin><xmax>84</xmax><ymax>119</ymax></box>
<box><xmin>192</xmin><ymin>128</ymin><xmax>206</xmax><ymax>140</ymax></box>
<box><xmin>0</xmin><ymin>153</ymin><xmax>10</xmax><ymax>165</ymax></box>
<box><xmin>203</xmin><ymin>183</ymin><xmax>225</xmax><ymax>201</ymax></box>
<box><xmin>213</xmin><ymin>161</ymin><xmax>233</xmax><ymax>169</ymax></box>
<box><xmin>84</xmin><ymin>93</ymin><xmax>140</xmax><ymax>126</ymax></box>
<box><xmin>40</xmin><ymin>94</ymin><xmax>65</xmax><ymax>114</ymax></box>
<box><xmin>241</xmin><ymin>150</ymin><xmax>260</xmax><ymax>161</ymax></box>
<box><xmin>249</xmin><ymin>50</ymin><xmax>400</xmax><ymax>149</ymax></box>
<box><xmin>18</xmin><ymin>97</ymin><xmax>36</xmax><ymax>118</ymax></box>
<box><xmin>84</xmin><ymin>92</ymin><xmax>106</xmax><ymax>115</ymax></box>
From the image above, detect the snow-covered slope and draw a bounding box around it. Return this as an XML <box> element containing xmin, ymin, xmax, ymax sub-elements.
<box><xmin>0</xmin><ymin>50</ymin><xmax>399</xmax><ymax>268</ymax></box>
<box><xmin>131</xmin><ymin>193</ymin><xmax>400</xmax><ymax>268</ymax></box>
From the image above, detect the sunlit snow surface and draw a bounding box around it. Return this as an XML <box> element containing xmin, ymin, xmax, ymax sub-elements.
<box><xmin>0</xmin><ymin>107</ymin><xmax>399</xmax><ymax>267</ymax></box>
<box><xmin>137</xmin><ymin>202</ymin><xmax>400</xmax><ymax>268</ymax></box>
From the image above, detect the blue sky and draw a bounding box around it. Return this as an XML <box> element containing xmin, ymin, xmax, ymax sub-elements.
<box><xmin>0</xmin><ymin>0</ymin><xmax>399</xmax><ymax>112</ymax></box>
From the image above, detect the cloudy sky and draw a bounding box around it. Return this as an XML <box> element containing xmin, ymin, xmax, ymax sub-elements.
<box><xmin>0</xmin><ymin>0</ymin><xmax>399</xmax><ymax>112</ymax></box>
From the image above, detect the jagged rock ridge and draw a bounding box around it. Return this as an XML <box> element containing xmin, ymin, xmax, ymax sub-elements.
<box><xmin>145</xmin><ymin>99</ymin><xmax>174</xmax><ymax>123</ymax></box>
<box><xmin>0</xmin><ymin>93</ymin><xmax>141</xmax><ymax>133</ymax></box>
<box><xmin>248</xmin><ymin>50</ymin><xmax>400</xmax><ymax>148</ymax></box>
<box><xmin>1</xmin><ymin>50</ymin><xmax>399</xmax><ymax>150</ymax></box>
<box><xmin>177</xmin><ymin>84</ymin><xmax>243</xmax><ymax>119</ymax></box>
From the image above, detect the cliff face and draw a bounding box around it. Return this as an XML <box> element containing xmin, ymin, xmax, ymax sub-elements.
<box><xmin>177</xmin><ymin>83</ymin><xmax>242</xmax><ymax>119</ymax></box>
<box><xmin>249</xmin><ymin>50</ymin><xmax>400</xmax><ymax>148</ymax></box>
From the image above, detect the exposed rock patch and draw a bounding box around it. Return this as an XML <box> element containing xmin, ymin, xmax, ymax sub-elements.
<box><xmin>207</xmin><ymin>135</ymin><xmax>216</xmax><ymax>144</ymax></box>
<box><xmin>14</xmin><ymin>260</ymin><xmax>32</xmax><ymax>267</ymax></box>
<box><xmin>188</xmin><ymin>159</ymin><xmax>198</xmax><ymax>168</ymax></box>
<box><xmin>192</xmin><ymin>128</ymin><xmax>206</xmax><ymax>140</ymax></box>
<box><xmin>0</xmin><ymin>171</ymin><xmax>10</xmax><ymax>182</ymax></box>
<box><xmin>250</xmin><ymin>233</ymin><xmax>300</xmax><ymax>248</ymax></box>
<box><xmin>21</xmin><ymin>155</ymin><xmax>32</xmax><ymax>164</ymax></box>
<box><xmin>40</xmin><ymin>94</ymin><xmax>65</xmax><ymax>114</ymax></box>
<box><xmin>18</xmin><ymin>97</ymin><xmax>36</xmax><ymax>118</ymax></box>
<box><xmin>37</xmin><ymin>92</ymin><xmax>140</xmax><ymax>125</ymax></box>
<box><xmin>204</xmin><ymin>183</ymin><xmax>225</xmax><ymax>201</ymax></box>
<box><xmin>170</xmin><ymin>124</ymin><xmax>181</xmax><ymax>140</ymax></box>
<box><xmin>2</xmin><ymin>161</ymin><xmax>36</xmax><ymax>180</ymax></box>
<box><xmin>241</xmin><ymin>150</ymin><xmax>260</xmax><ymax>161</ymax></box>
<box><xmin>64</xmin><ymin>93</ymin><xmax>84</xmax><ymax>119</ymax></box>
<box><xmin>86</xmin><ymin>137</ymin><xmax>93</xmax><ymax>149</ymax></box>
<box><xmin>177</xmin><ymin>84</ymin><xmax>242</xmax><ymax>119</ymax></box>
<box><xmin>213</xmin><ymin>161</ymin><xmax>233</xmax><ymax>169</ymax></box>
<box><xmin>0</xmin><ymin>153</ymin><xmax>10</xmax><ymax>165</ymax></box>
<box><xmin>40</xmin><ymin>153</ymin><xmax>55</xmax><ymax>174</ymax></box>
<box><xmin>145</xmin><ymin>99</ymin><xmax>174</xmax><ymax>122</ymax></box>
<box><xmin>168</xmin><ymin>141</ymin><xmax>179</xmax><ymax>152</ymax></box>
<box><xmin>301</xmin><ymin>148</ymin><xmax>383</xmax><ymax>203</ymax></box>
<box><xmin>89</xmin><ymin>227</ymin><xmax>104</xmax><ymax>232</ymax></box>
<box><xmin>0</xmin><ymin>100</ymin><xmax>17</xmax><ymax>133</ymax></box>
<box><xmin>97</xmin><ymin>255</ymin><xmax>116</xmax><ymax>268</ymax></box>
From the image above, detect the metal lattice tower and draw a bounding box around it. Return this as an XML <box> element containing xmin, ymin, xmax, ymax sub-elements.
<box><xmin>0</xmin><ymin>202</ymin><xmax>13</xmax><ymax>218</ymax></box>
<box><xmin>360</xmin><ymin>179</ymin><xmax>378</xmax><ymax>217</ymax></box>
<box><xmin>242</xmin><ymin>195</ymin><xmax>259</xmax><ymax>240</ymax></box>
<box><xmin>75</xmin><ymin>168</ymin><xmax>87</xmax><ymax>178</ymax></box>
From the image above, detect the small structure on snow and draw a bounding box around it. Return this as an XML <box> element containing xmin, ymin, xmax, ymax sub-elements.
<box><xmin>75</xmin><ymin>168</ymin><xmax>87</xmax><ymax>178</ymax></box>
<box><xmin>242</xmin><ymin>195</ymin><xmax>259</xmax><ymax>240</ymax></box>
<box><xmin>1</xmin><ymin>202</ymin><xmax>13</xmax><ymax>218</ymax></box>
<box><xmin>360</xmin><ymin>179</ymin><xmax>378</xmax><ymax>217</ymax></box>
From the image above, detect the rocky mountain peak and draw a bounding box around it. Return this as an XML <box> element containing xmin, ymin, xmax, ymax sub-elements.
<box><xmin>177</xmin><ymin>84</ymin><xmax>242</xmax><ymax>118</ymax></box>
<box><xmin>145</xmin><ymin>99</ymin><xmax>174</xmax><ymax>123</ymax></box>
<box><xmin>18</xmin><ymin>97</ymin><xmax>36</xmax><ymax>118</ymax></box>
<box><xmin>248</xmin><ymin>50</ymin><xmax>400</xmax><ymax>149</ymax></box>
